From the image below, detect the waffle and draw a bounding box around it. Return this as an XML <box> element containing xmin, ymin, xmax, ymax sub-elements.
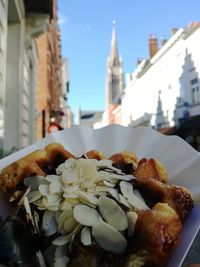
<box><xmin>0</xmin><ymin>143</ymin><xmax>75</xmax><ymax>197</ymax></box>
<box><xmin>0</xmin><ymin>146</ymin><xmax>194</xmax><ymax>267</ymax></box>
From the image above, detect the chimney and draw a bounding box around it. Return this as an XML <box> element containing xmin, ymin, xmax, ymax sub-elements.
<box><xmin>188</xmin><ymin>21</ymin><xmax>199</xmax><ymax>28</ymax></box>
<box><xmin>137</xmin><ymin>58</ymin><xmax>142</xmax><ymax>65</ymax></box>
<box><xmin>171</xmin><ymin>28</ymin><xmax>179</xmax><ymax>36</ymax></box>
<box><xmin>149</xmin><ymin>35</ymin><xmax>159</xmax><ymax>58</ymax></box>
<box><xmin>161</xmin><ymin>36</ymin><xmax>167</xmax><ymax>46</ymax></box>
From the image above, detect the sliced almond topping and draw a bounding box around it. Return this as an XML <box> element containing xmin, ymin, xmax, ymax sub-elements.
<box><xmin>42</xmin><ymin>210</ymin><xmax>58</xmax><ymax>236</ymax></box>
<box><xmin>107</xmin><ymin>188</ymin><xmax>120</xmax><ymax>202</ymax></box>
<box><xmin>49</xmin><ymin>181</ymin><xmax>62</xmax><ymax>194</ymax></box>
<box><xmin>60</xmin><ymin>199</ymin><xmax>73</xmax><ymax>211</ymax></box>
<box><xmin>73</xmin><ymin>204</ymin><xmax>101</xmax><ymax>226</ymax></box>
<box><xmin>24</xmin><ymin>176</ymin><xmax>47</xmax><ymax>191</ymax></box>
<box><xmin>39</xmin><ymin>184</ymin><xmax>49</xmax><ymax>196</ymax></box>
<box><xmin>58</xmin><ymin>209</ymin><xmax>73</xmax><ymax>231</ymax></box>
<box><xmin>27</xmin><ymin>190</ymin><xmax>42</xmax><ymax>203</ymax></box>
<box><xmin>54</xmin><ymin>256</ymin><xmax>70</xmax><ymax>267</ymax></box>
<box><xmin>52</xmin><ymin>224</ymin><xmax>82</xmax><ymax>246</ymax></box>
<box><xmin>78</xmin><ymin>158</ymin><xmax>98</xmax><ymax>180</ymax></box>
<box><xmin>127</xmin><ymin>211</ymin><xmax>138</xmax><ymax>237</ymax></box>
<box><xmin>63</xmin><ymin>217</ymin><xmax>78</xmax><ymax>234</ymax></box>
<box><xmin>97</xmin><ymin>196</ymin><xmax>128</xmax><ymax>231</ymax></box>
<box><xmin>119</xmin><ymin>181</ymin><xmax>149</xmax><ymax>210</ymax></box>
<box><xmin>45</xmin><ymin>194</ymin><xmax>61</xmax><ymax>205</ymax></box>
<box><xmin>78</xmin><ymin>191</ymin><xmax>98</xmax><ymax>206</ymax></box>
<box><xmin>92</xmin><ymin>219</ymin><xmax>127</xmax><ymax>254</ymax></box>
<box><xmin>102</xmin><ymin>180</ymin><xmax>116</xmax><ymax>187</ymax></box>
<box><xmin>118</xmin><ymin>194</ymin><xmax>132</xmax><ymax>209</ymax></box>
<box><xmin>45</xmin><ymin>175</ymin><xmax>61</xmax><ymax>183</ymax></box>
<box><xmin>33</xmin><ymin>198</ymin><xmax>46</xmax><ymax>209</ymax></box>
<box><xmin>95</xmin><ymin>186</ymin><xmax>120</xmax><ymax>202</ymax></box>
<box><xmin>96</xmin><ymin>159</ymin><xmax>113</xmax><ymax>169</ymax></box>
<box><xmin>81</xmin><ymin>226</ymin><xmax>92</xmax><ymax>246</ymax></box>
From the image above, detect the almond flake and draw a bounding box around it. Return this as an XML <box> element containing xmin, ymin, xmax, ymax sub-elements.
<box><xmin>73</xmin><ymin>204</ymin><xmax>101</xmax><ymax>226</ymax></box>
<box><xmin>49</xmin><ymin>181</ymin><xmax>62</xmax><ymax>194</ymax></box>
<box><xmin>92</xmin><ymin>219</ymin><xmax>127</xmax><ymax>254</ymax></box>
<box><xmin>42</xmin><ymin>210</ymin><xmax>58</xmax><ymax>236</ymax></box>
<box><xmin>120</xmin><ymin>181</ymin><xmax>149</xmax><ymax>210</ymax></box>
<box><xmin>127</xmin><ymin>211</ymin><xmax>138</xmax><ymax>237</ymax></box>
<box><xmin>81</xmin><ymin>226</ymin><xmax>92</xmax><ymax>246</ymax></box>
<box><xmin>24</xmin><ymin>176</ymin><xmax>48</xmax><ymax>191</ymax></box>
<box><xmin>78</xmin><ymin>191</ymin><xmax>98</xmax><ymax>206</ymax></box>
<box><xmin>52</xmin><ymin>224</ymin><xmax>81</xmax><ymax>246</ymax></box>
<box><xmin>97</xmin><ymin>196</ymin><xmax>128</xmax><ymax>231</ymax></box>
<box><xmin>39</xmin><ymin>184</ymin><xmax>49</xmax><ymax>196</ymax></box>
<box><xmin>63</xmin><ymin>217</ymin><xmax>78</xmax><ymax>234</ymax></box>
<box><xmin>45</xmin><ymin>175</ymin><xmax>61</xmax><ymax>183</ymax></box>
<box><xmin>27</xmin><ymin>190</ymin><xmax>42</xmax><ymax>203</ymax></box>
<box><xmin>58</xmin><ymin>209</ymin><xmax>73</xmax><ymax>230</ymax></box>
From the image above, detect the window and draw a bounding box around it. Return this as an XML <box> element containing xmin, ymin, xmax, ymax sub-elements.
<box><xmin>191</xmin><ymin>78</ymin><xmax>199</xmax><ymax>104</ymax></box>
<box><xmin>190</xmin><ymin>78</ymin><xmax>198</xmax><ymax>85</ymax></box>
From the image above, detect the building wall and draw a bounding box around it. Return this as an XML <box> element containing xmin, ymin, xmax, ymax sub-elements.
<box><xmin>0</xmin><ymin>0</ymin><xmax>7</xmax><ymax>107</ymax></box>
<box><xmin>60</xmin><ymin>58</ymin><xmax>73</xmax><ymax>128</ymax></box>
<box><xmin>35</xmin><ymin>33</ymin><xmax>49</xmax><ymax>140</ymax></box>
<box><xmin>121</xmin><ymin>25</ymin><xmax>200</xmax><ymax>129</ymax></box>
<box><xmin>35</xmin><ymin>0</ymin><xmax>62</xmax><ymax>139</ymax></box>
<box><xmin>0</xmin><ymin>0</ymin><xmax>7</xmax><ymax>146</ymax></box>
<box><xmin>4</xmin><ymin>1</ymin><xmax>31</xmax><ymax>152</ymax></box>
<box><xmin>0</xmin><ymin>0</ymin><xmax>53</xmax><ymax>152</ymax></box>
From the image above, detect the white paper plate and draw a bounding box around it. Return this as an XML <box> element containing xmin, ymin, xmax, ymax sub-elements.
<box><xmin>0</xmin><ymin>124</ymin><xmax>200</xmax><ymax>267</ymax></box>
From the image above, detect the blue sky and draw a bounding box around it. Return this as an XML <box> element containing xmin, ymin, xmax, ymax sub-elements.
<box><xmin>58</xmin><ymin>0</ymin><xmax>200</xmax><ymax>117</ymax></box>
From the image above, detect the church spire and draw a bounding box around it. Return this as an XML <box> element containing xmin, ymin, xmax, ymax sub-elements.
<box><xmin>105</xmin><ymin>22</ymin><xmax>125</xmax><ymax>108</ymax></box>
<box><xmin>110</xmin><ymin>20</ymin><xmax>119</xmax><ymax>61</ymax></box>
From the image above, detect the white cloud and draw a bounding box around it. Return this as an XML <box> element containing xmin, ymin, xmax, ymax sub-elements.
<box><xmin>58</xmin><ymin>12</ymin><xmax>69</xmax><ymax>25</ymax></box>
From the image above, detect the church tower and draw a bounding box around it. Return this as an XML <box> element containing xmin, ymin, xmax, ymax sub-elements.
<box><xmin>105</xmin><ymin>22</ymin><xmax>125</xmax><ymax>108</ymax></box>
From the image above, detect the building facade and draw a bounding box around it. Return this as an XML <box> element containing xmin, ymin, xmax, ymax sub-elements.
<box><xmin>60</xmin><ymin>58</ymin><xmax>73</xmax><ymax>129</ymax></box>
<box><xmin>0</xmin><ymin>0</ymin><xmax>69</xmax><ymax>154</ymax></box>
<box><xmin>120</xmin><ymin>23</ymin><xmax>200</xmax><ymax>134</ymax></box>
<box><xmin>35</xmin><ymin>0</ymin><xmax>63</xmax><ymax>140</ymax></box>
<box><xmin>78</xmin><ymin>108</ymin><xmax>103</xmax><ymax>128</ymax></box>
<box><xmin>0</xmin><ymin>0</ymin><xmax>53</xmax><ymax>153</ymax></box>
<box><xmin>95</xmin><ymin>22</ymin><xmax>200</xmax><ymax>151</ymax></box>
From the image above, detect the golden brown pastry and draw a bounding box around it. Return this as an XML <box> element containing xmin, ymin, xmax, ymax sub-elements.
<box><xmin>134</xmin><ymin>177</ymin><xmax>193</xmax><ymax>221</ymax></box>
<box><xmin>0</xmin><ymin>143</ymin><xmax>75</xmax><ymax>197</ymax></box>
<box><xmin>109</xmin><ymin>151</ymin><xmax>138</xmax><ymax>174</ymax></box>
<box><xmin>124</xmin><ymin>203</ymin><xmax>182</xmax><ymax>267</ymax></box>
<box><xmin>134</xmin><ymin>158</ymin><xmax>168</xmax><ymax>183</ymax></box>
<box><xmin>84</xmin><ymin>150</ymin><xmax>105</xmax><ymax>160</ymax></box>
<box><xmin>0</xmin><ymin>150</ymin><xmax>48</xmax><ymax>195</ymax></box>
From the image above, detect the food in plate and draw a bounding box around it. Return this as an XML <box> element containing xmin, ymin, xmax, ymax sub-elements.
<box><xmin>0</xmin><ymin>143</ymin><xmax>194</xmax><ymax>267</ymax></box>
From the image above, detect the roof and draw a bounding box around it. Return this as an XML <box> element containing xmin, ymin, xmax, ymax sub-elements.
<box><xmin>184</xmin><ymin>21</ymin><xmax>200</xmax><ymax>39</ymax></box>
<box><xmin>79</xmin><ymin>111</ymin><xmax>104</xmax><ymax>128</ymax></box>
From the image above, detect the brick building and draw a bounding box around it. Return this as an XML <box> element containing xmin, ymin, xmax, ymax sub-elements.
<box><xmin>35</xmin><ymin>0</ymin><xmax>63</xmax><ymax>140</ymax></box>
